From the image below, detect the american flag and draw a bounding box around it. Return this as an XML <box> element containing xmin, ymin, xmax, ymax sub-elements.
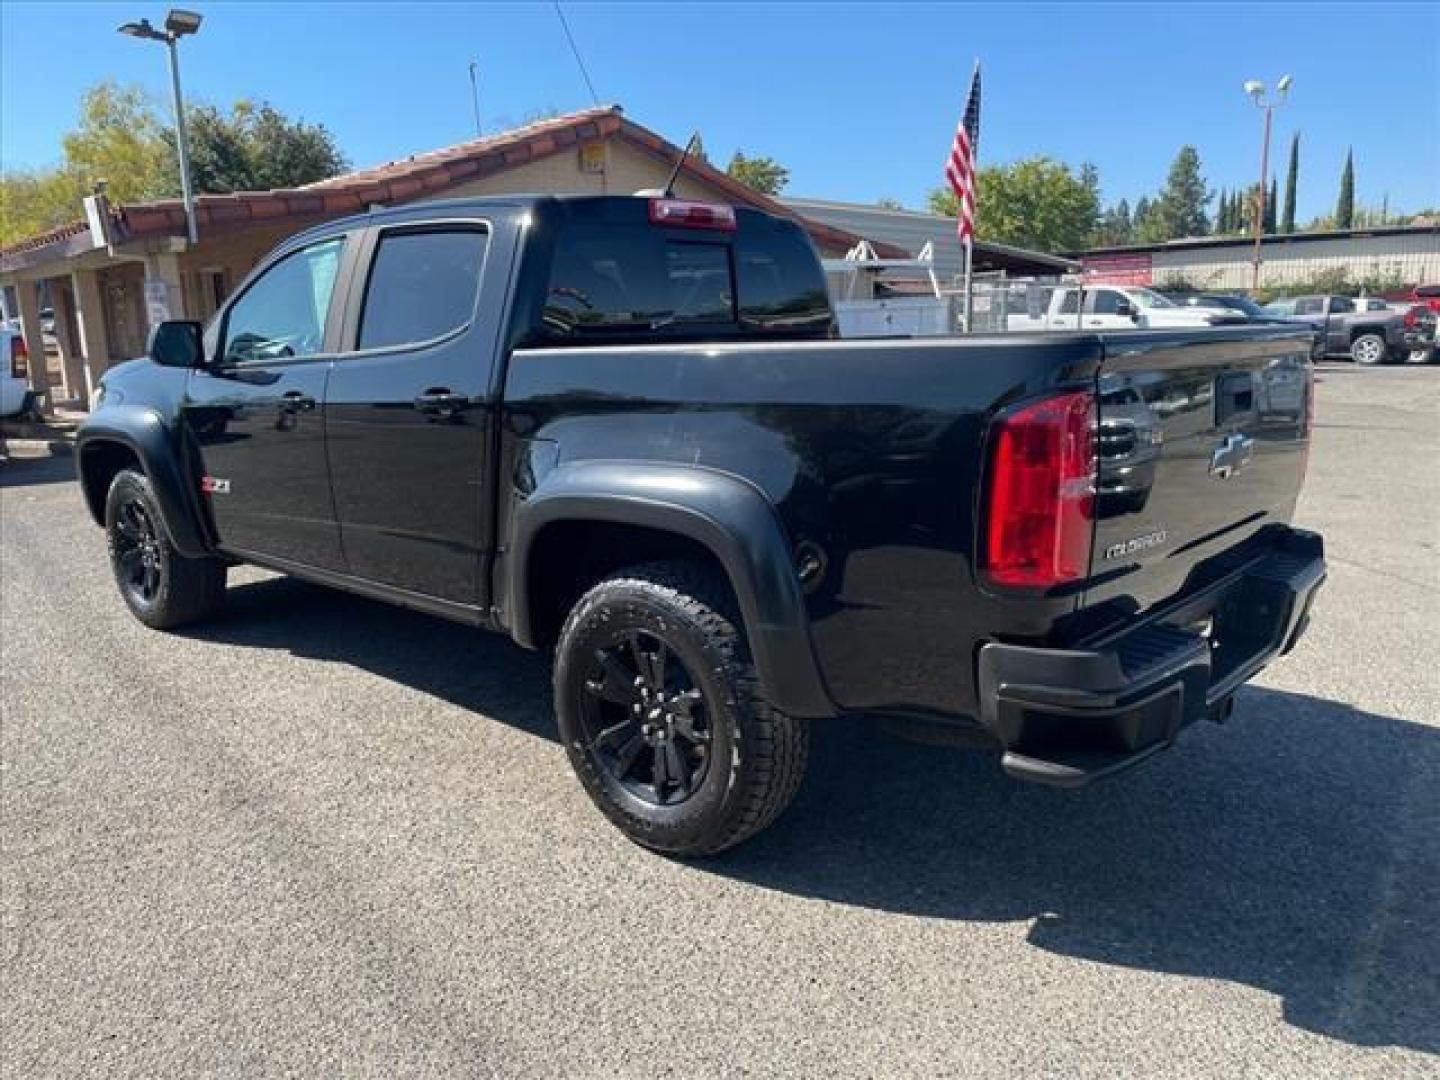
<box><xmin>945</xmin><ymin>62</ymin><xmax>983</xmax><ymax>243</ymax></box>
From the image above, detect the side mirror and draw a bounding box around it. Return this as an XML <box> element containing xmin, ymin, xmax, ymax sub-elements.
<box><xmin>148</xmin><ymin>320</ymin><xmax>204</xmax><ymax>368</ymax></box>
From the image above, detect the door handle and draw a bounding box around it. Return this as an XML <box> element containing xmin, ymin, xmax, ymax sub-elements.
<box><xmin>413</xmin><ymin>388</ymin><xmax>469</xmax><ymax>415</ymax></box>
<box><xmin>280</xmin><ymin>390</ymin><xmax>316</xmax><ymax>412</ymax></box>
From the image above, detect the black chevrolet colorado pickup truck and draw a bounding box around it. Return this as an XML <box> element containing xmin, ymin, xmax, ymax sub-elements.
<box><xmin>78</xmin><ymin>195</ymin><xmax>1326</xmax><ymax>855</ymax></box>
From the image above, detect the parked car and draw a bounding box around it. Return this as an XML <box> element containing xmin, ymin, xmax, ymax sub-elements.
<box><xmin>1009</xmin><ymin>285</ymin><xmax>1246</xmax><ymax>332</ymax></box>
<box><xmin>1262</xmin><ymin>294</ymin><xmax>1436</xmax><ymax>364</ymax></box>
<box><xmin>1165</xmin><ymin>293</ymin><xmax>1277</xmax><ymax>322</ymax></box>
<box><xmin>0</xmin><ymin>327</ymin><xmax>38</xmax><ymax>419</ymax></box>
<box><xmin>76</xmin><ymin>195</ymin><xmax>1326</xmax><ymax>855</ymax></box>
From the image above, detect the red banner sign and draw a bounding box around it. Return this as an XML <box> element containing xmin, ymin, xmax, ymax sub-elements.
<box><xmin>1082</xmin><ymin>252</ymin><xmax>1153</xmax><ymax>286</ymax></box>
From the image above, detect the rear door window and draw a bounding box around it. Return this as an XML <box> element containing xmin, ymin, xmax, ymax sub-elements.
<box><xmin>358</xmin><ymin>228</ymin><xmax>488</xmax><ymax>350</ymax></box>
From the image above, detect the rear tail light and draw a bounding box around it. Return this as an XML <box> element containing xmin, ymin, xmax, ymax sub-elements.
<box><xmin>981</xmin><ymin>389</ymin><xmax>1096</xmax><ymax>588</ymax></box>
<box><xmin>1403</xmin><ymin>306</ymin><xmax>1419</xmax><ymax>329</ymax></box>
<box><xmin>648</xmin><ymin>198</ymin><xmax>737</xmax><ymax>232</ymax></box>
<box><xmin>10</xmin><ymin>336</ymin><xmax>27</xmax><ymax>379</ymax></box>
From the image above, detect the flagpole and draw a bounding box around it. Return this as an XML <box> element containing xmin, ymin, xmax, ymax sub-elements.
<box><xmin>962</xmin><ymin>235</ymin><xmax>974</xmax><ymax>333</ymax></box>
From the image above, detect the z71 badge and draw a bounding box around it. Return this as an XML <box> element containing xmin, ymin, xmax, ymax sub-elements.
<box><xmin>1103</xmin><ymin>529</ymin><xmax>1168</xmax><ymax>561</ymax></box>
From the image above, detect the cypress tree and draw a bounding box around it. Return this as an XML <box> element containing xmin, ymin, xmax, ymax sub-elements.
<box><xmin>1281</xmin><ymin>132</ymin><xmax>1299</xmax><ymax>233</ymax></box>
<box><xmin>1264</xmin><ymin>178</ymin><xmax>1278</xmax><ymax>234</ymax></box>
<box><xmin>1336</xmin><ymin>149</ymin><xmax>1355</xmax><ymax>229</ymax></box>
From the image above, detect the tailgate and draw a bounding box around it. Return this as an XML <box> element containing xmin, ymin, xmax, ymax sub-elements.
<box><xmin>1087</xmin><ymin>328</ymin><xmax>1314</xmax><ymax>611</ymax></box>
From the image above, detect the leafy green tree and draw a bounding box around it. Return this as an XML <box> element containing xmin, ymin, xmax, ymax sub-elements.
<box><xmin>1093</xmin><ymin>198</ymin><xmax>1133</xmax><ymax>246</ymax></box>
<box><xmin>874</xmin><ymin>197</ymin><xmax>905</xmax><ymax>210</ymax></box>
<box><xmin>1155</xmin><ymin>145</ymin><xmax>1210</xmax><ymax>239</ymax></box>
<box><xmin>1215</xmin><ymin>189</ymin><xmax>1231</xmax><ymax>233</ymax></box>
<box><xmin>0</xmin><ymin>167</ymin><xmax>92</xmax><ymax>245</ymax></box>
<box><xmin>59</xmin><ymin>80</ymin><xmax>175</xmax><ymax>202</ymax></box>
<box><xmin>726</xmin><ymin>152</ymin><xmax>789</xmax><ymax>196</ymax></box>
<box><xmin>1264</xmin><ymin>178</ymin><xmax>1278</xmax><ymax>234</ymax></box>
<box><xmin>1335</xmin><ymin>149</ymin><xmax>1355</xmax><ymax>228</ymax></box>
<box><xmin>173</xmin><ymin>100</ymin><xmax>347</xmax><ymax>192</ymax></box>
<box><xmin>1</xmin><ymin>80</ymin><xmax>347</xmax><ymax>244</ymax></box>
<box><xmin>928</xmin><ymin>156</ymin><xmax>1100</xmax><ymax>252</ymax></box>
<box><xmin>1281</xmin><ymin>133</ymin><xmax>1299</xmax><ymax>233</ymax></box>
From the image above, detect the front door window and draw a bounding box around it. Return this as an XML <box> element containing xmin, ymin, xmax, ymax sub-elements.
<box><xmin>222</xmin><ymin>238</ymin><xmax>345</xmax><ymax>363</ymax></box>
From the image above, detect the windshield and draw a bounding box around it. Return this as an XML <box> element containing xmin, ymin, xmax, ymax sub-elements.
<box><xmin>1130</xmin><ymin>288</ymin><xmax>1175</xmax><ymax>309</ymax></box>
<box><xmin>1207</xmin><ymin>295</ymin><xmax>1267</xmax><ymax>318</ymax></box>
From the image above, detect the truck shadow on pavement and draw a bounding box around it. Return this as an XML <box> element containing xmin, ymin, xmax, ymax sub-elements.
<box><xmin>195</xmin><ymin>575</ymin><xmax>1437</xmax><ymax>1056</ymax></box>
<box><xmin>0</xmin><ymin>448</ymin><xmax>76</xmax><ymax>488</ymax></box>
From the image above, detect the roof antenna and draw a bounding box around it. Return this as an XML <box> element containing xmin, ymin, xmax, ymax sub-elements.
<box><xmin>662</xmin><ymin>132</ymin><xmax>701</xmax><ymax>198</ymax></box>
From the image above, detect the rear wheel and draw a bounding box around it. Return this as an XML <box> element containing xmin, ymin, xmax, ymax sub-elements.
<box><xmin>554</xmin><ymin>561</ymin><xmax>809</xmax><ymax>856</ymax></box>
<box><xmin>1350</xmin><ymin>332</ymin><xmax>1388</xmax><ymax>365</ymax></box>
<box><xmin>105</xmin><ymin>468</ymin><xmax>226</xmax><ymax>630</ymax></box>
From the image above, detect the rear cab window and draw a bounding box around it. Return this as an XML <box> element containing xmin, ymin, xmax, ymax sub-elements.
<box><xmin>535</xmin><ymin>199</ymin><xmax>833</xmax><ymax>345</ymax></box>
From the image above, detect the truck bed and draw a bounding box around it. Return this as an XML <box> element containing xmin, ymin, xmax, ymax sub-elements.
<box><xmin>501</xmin><ymin>325</ymin><xmax>1316</xmax><ymax>722</ymax></box>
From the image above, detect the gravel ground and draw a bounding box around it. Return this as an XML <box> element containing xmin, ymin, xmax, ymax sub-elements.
<box><xmin>2</xmin><ymin>363</ymin><xmax>1437</xmax><ymax>1078</ymax></box>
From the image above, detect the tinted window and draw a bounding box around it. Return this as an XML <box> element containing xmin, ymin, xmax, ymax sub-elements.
<box><xmin>359</xmin><ymin>229</ymin><xmax>488</xmax><ymax>350</ymax></box>
<box><xmin>223</xmin><ymin>237</ymin><xmax>344</xmax><ymax>363</ymax></box>
<box><xmin>1329</xmin><ymin>296</ymin><xmax>1355</xmax><ymax>314</ymax></box>
<box><xmin>1058</xmin><ymin>291</ymin><xmax>1080</xmax><ymax>314</ymax></box>
<box><xmin>1092</xmin><ymin>290</ymin><xmax>1125</xmax><ymax>314</ymax></box>
<box><xmin>1294</xmin><ymin>297</ymin><xmax>1324</xmax><ymax>315</ymax></box>
<box><xmin>734</xmin><ymin>231</ymin><xmax>831</xmax><ymax>333</ymax></box>
<box><xmin>544</xmin><ymin>226</ymin><xmax>733</xmax><ymax>336</ymax></box>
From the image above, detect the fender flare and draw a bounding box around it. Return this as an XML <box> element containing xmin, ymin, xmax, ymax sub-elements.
<box><xmin>506</xmin><ymin>461</ymin><xmax>836</xmax><ymax>719</ymax></box>
<box><xmin>76</xmin><ymin>409</ymin><xmax>212</xmax><ymax>558</ymax></box>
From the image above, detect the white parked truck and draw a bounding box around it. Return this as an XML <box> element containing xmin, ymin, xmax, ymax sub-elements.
<box><xmin>1009</xmin><ymin>285</ymin><xmax>1245</xmax><ymax>332</ymax></box>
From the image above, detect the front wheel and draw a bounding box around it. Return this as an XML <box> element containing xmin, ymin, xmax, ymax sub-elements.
<box><xmin>105</xmin><ymin>468</ymin><xmax>226</xmax><ymax>630</ymax></box>
<box><xmin>1350</xmin><ymin>332</ymin><xmax>1388</xmax><ymax>365</ymax></box>
<box><xmin>554</xmin><ymin>562</ymin><xmax>809</xmax><ymax>856</ymax></box>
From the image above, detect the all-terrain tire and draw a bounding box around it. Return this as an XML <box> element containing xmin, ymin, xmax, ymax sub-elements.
<box><xmin>105</xmin><ymin>468</ymin><xmax>226</xmax><ymax>630</ymax></box>
<box><xmin>553</xmin><ymin>561</ymin><xmax>809</xmax><ymax>856</ymax></box>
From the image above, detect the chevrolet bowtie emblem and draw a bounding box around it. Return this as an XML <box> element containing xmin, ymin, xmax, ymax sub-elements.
<box><xmin>1209</xmin><ymin>433</ymin><xmax>1254</xmax><ymax>480</ymax></box>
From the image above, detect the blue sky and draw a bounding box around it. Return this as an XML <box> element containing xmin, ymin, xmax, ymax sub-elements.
<box><xmin>3</xmin><ymin>2</ymin><xmax>1437</xmax><ymax>222</ymax></box>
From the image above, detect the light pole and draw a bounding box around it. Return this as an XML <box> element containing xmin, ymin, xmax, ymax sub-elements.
<box><xmin>119</xmin><ymin>9</ymin><xmax>204</xmax><ymax>245</ymax></box>
<box><xmin>1243</xmin><ymin>74</ymin><xmax>1292</xmax><ymax>291</ymax></box>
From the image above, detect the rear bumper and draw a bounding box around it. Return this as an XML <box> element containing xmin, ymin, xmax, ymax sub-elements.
<box><xmin>977</xmin><ymin>527</ymin><xmax>1325</xmax><ymax>787</ymax></box>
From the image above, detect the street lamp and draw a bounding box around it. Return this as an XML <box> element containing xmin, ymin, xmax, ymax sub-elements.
<box><xmin>1243</xmin><ymin>74</ymin><xmax>1292</xmax><ymax>290</ymax></box>
<box><xmin>119</xmin><ymin>9</ymin><xmax>204</xmax><ymax>245</ymax></box>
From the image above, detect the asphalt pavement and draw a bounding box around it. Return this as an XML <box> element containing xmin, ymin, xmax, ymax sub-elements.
<box><xmin>2</xmin><ymin>364</ymin><xmax>1437</xmax><ymax>1078</ymax></box>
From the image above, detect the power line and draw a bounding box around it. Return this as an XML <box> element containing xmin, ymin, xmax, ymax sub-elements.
<box><xmin>552</xmin><ymin>2</ymin><xmax>600</xmax><ymax>106</ymax></box>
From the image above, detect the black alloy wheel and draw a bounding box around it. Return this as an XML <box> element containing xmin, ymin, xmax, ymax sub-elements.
<box><xmin>554</xmin><ymin>562</ymin><xmax>809</xmax><ymax>856</ymax></box>
<box><xmin>111</xmin><ymin>495</ymin><xmax>165</xmax><ymax>606</ymax></box>
<box><xmin>578</xmin><ymin>628</ymin><xmax>712</xmax><ymax>806</ymax></box>
<box><xmin>104</xmin><ymin>468</ymin><xmax>226</xmax><ymax>630</ymax></box>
